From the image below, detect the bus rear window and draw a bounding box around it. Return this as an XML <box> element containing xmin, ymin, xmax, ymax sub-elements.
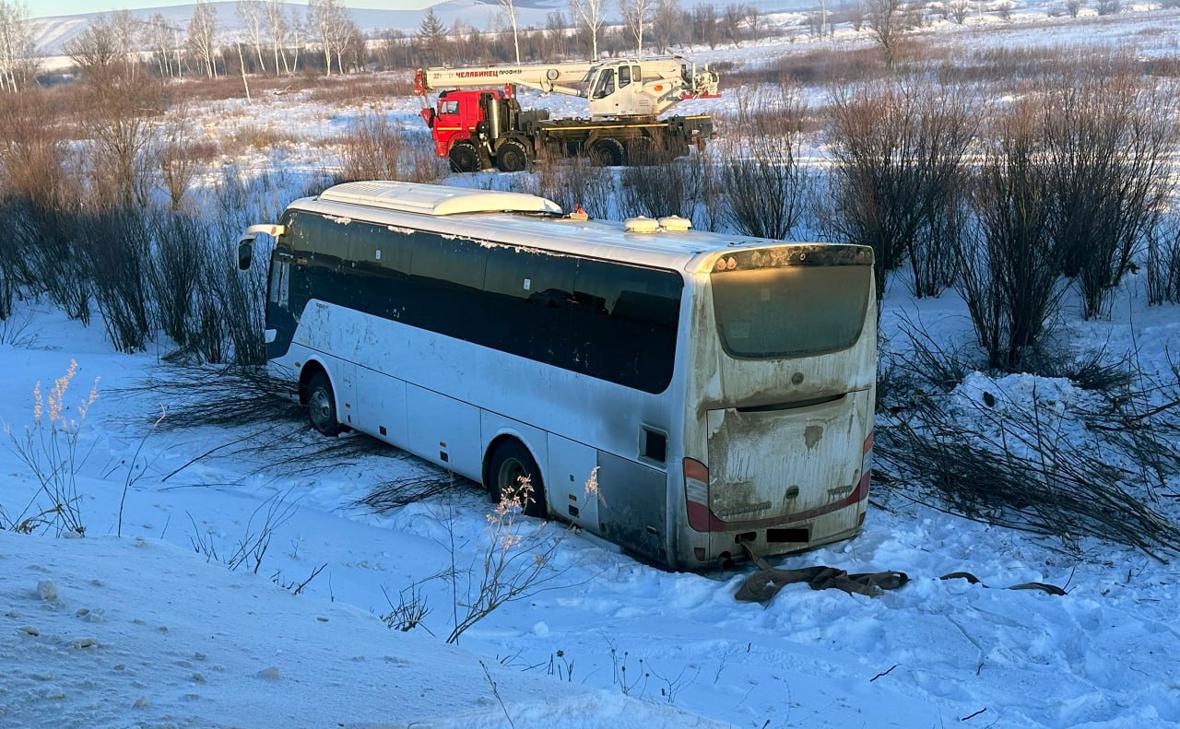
<box><xmin>711</xmin><ymin>265</ymin><xmax>871</xmax><ymax>359</ymax></box>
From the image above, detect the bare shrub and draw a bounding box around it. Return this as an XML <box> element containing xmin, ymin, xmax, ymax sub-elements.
<box><xmin>399</xmin><ymin>132</ymin><xmax>447</xmax><ymax>184</ymax></box>
<box><xmin>957</xmin><ymin>102</ymin><xmax>1061</xmax><ymax>371</ymax></box>
<box><xmin>619</xmin><ymin>158</ymin><xmax>702</xmax><ymax>220</ymax></box>
<box><xmin>533</xmin><ymin>154</ymin><xmax>614</xmax><ymax>219</ymax></box>
<box><xmin>79</xmin><ymin>207</ymin><xmax>153</xmax><ymax>353</ymax></box>
<box><xmin>446</xmin><ymin>476</ymin><xmax>565</xmax><ymax>644</ymax></box>
<box><xmin>80</xmin><ymin>74</ymin><xmax>166</xmax><ymax>209</ymax></box>
<box><xmin>149</xmin><ymin>212</ymin><xmax>206</xmax><ymax>348</ymax></box>
<box><xmin>158</xmin><ymin>109</ymin><xmax>203</xmax><ymax>210</ymax></box>
<box><xmin>1041</xmin><ymin>72</ymin><xmax>1176</xmax><ymax>319</ymax></box>
<box><xmin>719</xmin><ymin>87</ymin><xmax>810</xmax><ymax>240</ymax></box>
<box><xmin>877</xmin><ymin>389</ymin><xmax>1180</xmax><ymax>560</ymax></box>
<box><xmin>826</xmin><ymin>80</ymin><xmax>976</xmax><ymax>300</ymax></box>
<box><xmin>188</xmin><ymin>491</ymin><xmax>297</xmax><ymax>574</ymax></box>
<box><xmin>1146</xmin><ymin>217</ymin><xmax>1180</xmax><ymax>305</ymax></box>
<box><xmin>1095</xmin><ymin>0</ymin><xmax>1120</xmax><ymax>14</ymax></box>
<box><xmin>339</xmin><ymin>112</ymin><xmax>403</xmax><ymax>181</ymax></box>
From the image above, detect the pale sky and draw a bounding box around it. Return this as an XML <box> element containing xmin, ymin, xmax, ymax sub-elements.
<box><xmin>33</xmin><ymin>0</ymin><xmax>437</xmax><ymax>19</ymax></box>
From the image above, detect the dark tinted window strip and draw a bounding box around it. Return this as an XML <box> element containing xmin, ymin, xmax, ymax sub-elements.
<box><xmin>283</xmin><ymin>212</ymin><xmax>683</xmax><ymax>394</ymax></box>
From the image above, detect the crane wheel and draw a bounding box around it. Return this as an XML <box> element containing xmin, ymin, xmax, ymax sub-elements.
<box><xmin>496</xmin><ymin>140</ymin><xmax>529</xmax><ymax>173</ymax></box>
<box><xmin>448</xmin><ymin>142</ymin><xmax>480</xmax><ymax>173</ymax></box>
<box><xmin>589</xmin><ymin>138</ymin><xmax>626</xmax><ymax>167</ymax></box>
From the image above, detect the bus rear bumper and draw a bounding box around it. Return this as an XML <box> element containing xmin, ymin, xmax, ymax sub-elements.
<box><xmin>678</xmin><ymin>496</ymin><xmax>868</xmax><ymax>570</ymax></box>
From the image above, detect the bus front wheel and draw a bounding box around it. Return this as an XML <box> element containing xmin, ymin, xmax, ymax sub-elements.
<box><xmin>305</xmin><ymin>370</ymin><xmax>344</xmax><ymax>437</ymax></box>
<box><xmin>486</xmin><ymin>440</ymin><xmax>546</xmax><ymax>519</ymax></box>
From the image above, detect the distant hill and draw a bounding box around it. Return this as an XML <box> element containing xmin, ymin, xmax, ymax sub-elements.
<box><xmin>29</xmin><ymin>0</ymin><xmax>810</xmax><ymax>56</ymax></box>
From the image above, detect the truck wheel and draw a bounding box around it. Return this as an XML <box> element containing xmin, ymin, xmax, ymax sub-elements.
<box><xmin>589</xmin><ymin>138</ymin><xmax>626</xmax><ymax>167</ymax></box>
<box><xmin>496</xmin><ymin>140</ymin><xmax>529</xmax><ymax>173</ymax></box>
<box><xmin>448</xmin><ymin>142</ymin><xmax>480</xmax><ymax>173</ymax></box>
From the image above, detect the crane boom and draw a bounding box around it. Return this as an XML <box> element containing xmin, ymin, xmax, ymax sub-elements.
<box><xmin>415</xmin><ymin>55</ymin><xmax>719</xmax><ymax>119</ymax></box>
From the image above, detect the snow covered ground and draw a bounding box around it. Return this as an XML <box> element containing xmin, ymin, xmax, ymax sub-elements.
<box><xmin>4</xmin><ymin>10</ymin><xmax>1180</xmax><ymax>728</ymax></box>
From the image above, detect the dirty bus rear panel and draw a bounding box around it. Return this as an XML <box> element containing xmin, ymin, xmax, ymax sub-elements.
<box><xmin>679</xmin><ymin>244</ymin><xmax>876</xmax><ymax>568</ymax></box>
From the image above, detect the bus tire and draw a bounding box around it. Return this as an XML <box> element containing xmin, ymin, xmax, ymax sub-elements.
<box><xmin>448</xmin><ymin>141</ymin><xmax>480</xmax><ymax>173</ymax></box>
<box><xmin>496</xmin><ymin>139</ymin><xmax>529</xmax><ymax>173</ymax></box>
<box><xmin>486</xmin><ymin>439</ymin><xmax>546</xmax><ymax>519</ymax></box>
<box><xmin>588</xmin><ymin>137</ymin><xmax>626</xmax><ymax>167</ymax></box>
<box><xmin>305</xmin><ymin>369</ymin><xmax>344</xmax><ymax>437</ymax></box>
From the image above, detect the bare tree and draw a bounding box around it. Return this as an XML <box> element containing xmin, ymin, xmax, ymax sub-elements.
<box><xmin>651</xmin><ymin>0</ymin><xmax>682</xmax><ymax>53</ymax></box>
<box><xmin>744</xmin><ymin>5</ymin><xmax>762</xmax><ymax>42</ymax></box>
<box><xmin>309</xmin><ymin>0</ymin><xmax>352</xmax><ymax>75</ymax></box>
<box><xmin>238</xmin><ymin>0</ymin><xmax>268</xmax><ymax>74</ymax></box>
<box><xmin>265</xmin><ymin>0</ymin><xmax>290</xmax><ymax>75</ymax></box>
<box><xmin>1095</xmin><ymin>0</ymin><xmax>1120</xmax><ymax>14</ymax></box>
<box><xmin>0</xmin><ymin>0</ymin><xmax>36</xmax><ymax>92</ymax></box>
<box><xmin>498</xmin><ymin>0</ymin><xmax>521</xmax><ymax>62</ymax></box>
<box><xmin>569</xmin><ymin>0</ymin><xmax>605</xmax><ymax>59</ymax></box>
<box><xmin>721</xmin><ymin>3</ymin><xmax>744</xmax><ymax>46</ymax></box>
<box><xmin>619</xmin><ymin>0</ymin><xmax>651</xmax><ymax>54</ymax></box>
<box><xmin>1064</xmin><ymin>0</ymin><xmax>1084</xmax><ymax>16</ymax></box>
<box><xmin>948</xmin><ymin>0</ymin><xmax>971</xmax><ymax>23</ymax></box>
<box><xmin>188</xmin><ymin>0</ymin><xmax>219</xmax><ymax>78</ymax></box>
<box><xmin>865</xmin><ymin>0</ymin><xmax>908</xmax><ymax>65</ymax></box>
<box><xmin>692</xmin><ymin>4</ymin><xmax>719</xmax><ymax>48</ymax></box>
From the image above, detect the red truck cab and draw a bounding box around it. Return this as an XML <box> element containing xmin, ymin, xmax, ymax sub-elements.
<box><xmin>420</xmin><ymin>89</ymin><xmax>494</xmax><ymax>159</ymax></box>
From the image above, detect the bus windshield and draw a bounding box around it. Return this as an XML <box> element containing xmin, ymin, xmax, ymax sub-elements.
<box><xmin>711</xmin><ymin>265</ymin><xmax>871</xmax><ymax>359</ymax></box>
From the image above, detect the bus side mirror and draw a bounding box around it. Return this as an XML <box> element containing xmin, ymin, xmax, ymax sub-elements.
<box><xmin>237</xmin><ymin>235</ymin><xmax>255</xmax><ymax>271</ymax></box>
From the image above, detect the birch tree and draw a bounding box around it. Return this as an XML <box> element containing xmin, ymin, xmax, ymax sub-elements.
<box><xmin>265</xmin><ymin>0</ymin><xmax>290</xmax><ymax>75</ymax></box>
<box><xmin>568</xmin><ymin>0</ymin><xmax>604</xmax><ymax>59</ymax></box>
<box><xmin>0</xmin><ymin>0</ymin><xmax>35</xmax><ymax>92</ymax></box>
<box><xmin>238</xmin><ymin>0</ymin><xmax>267</xmax><ymax>74</ymax></box>
<box><xmin>618</xmin><ymin>0</ymin><xmax>651</xmax><ymax>54</ymax></box>
<box><xmin>498</xmin><ymin>0</ymin><xmax>521</xmax><ymax>63</ymax></box>
<box><xmin>188</xmin><ymin>0</ymin><xmax>219</xmax><ymax>78</ymax></box>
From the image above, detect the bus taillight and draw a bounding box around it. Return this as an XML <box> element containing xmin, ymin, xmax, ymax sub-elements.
<box><xmin>683</xmin><ymin>457</ymin><xmax>711</xmax><ymax>532</ymax></box>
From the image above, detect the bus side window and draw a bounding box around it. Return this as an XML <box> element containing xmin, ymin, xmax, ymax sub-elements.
<box><xmin>483</xmin><ymin>245</ymin><xmax>577</xmax><ymax>363</ymax></box>
<box><xmin>618</xmin><ymin>65</ymin><xmax>631</xmax><ymax>88</ymax></box>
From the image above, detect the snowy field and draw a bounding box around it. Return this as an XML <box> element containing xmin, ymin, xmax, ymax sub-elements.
<box><xmin>4</xmin><ymin>8</ymin><xmax>1180</xmax><ymax>729</ymax></box>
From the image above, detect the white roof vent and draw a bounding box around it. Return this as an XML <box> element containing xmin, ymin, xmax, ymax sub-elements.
<box><xmin>320</xmin><ymin>180</ymin><xmax>563</xmax><ymax>216</ymax></box>
<box><xmin>658</xmin><ymin>216</ymin><xmax>692</xmax><ymax>232</ymax></box>
<box><xmin>624</xmin><ymin>216</ymin><xmax>659</xmax><ymax>234</ymax></box>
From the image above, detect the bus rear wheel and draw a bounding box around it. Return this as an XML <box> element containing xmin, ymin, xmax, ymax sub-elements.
<box><xmin>305</xmin><ymin>370</ymin><xmax>344</xmax><ymax>437</ymax></box>
<box><xmin>486</xmin><ymin>440</ymin><xmax>546</xmax><ymax>518</ymax></box>
<box><xmin>448</xmin><ymin>141</ymin><xmax>480</xmax><ymax>173</ymax></box>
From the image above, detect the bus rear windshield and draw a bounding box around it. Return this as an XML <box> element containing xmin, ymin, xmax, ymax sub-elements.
<box><xmin>711</xmin><ymin>265</ymin><xmax>871</xmax><ymax>359</ymax></box>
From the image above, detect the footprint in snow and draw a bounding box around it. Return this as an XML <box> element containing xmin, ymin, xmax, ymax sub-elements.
<box><xmin>75</xmin><ymin>608</ymin><xmax>105</xmax><ymax>623</ymax></box>
<box><xmin>257</xmin><ymin>666</ymin><xmax>281</xmax><ymax>681</ymax></box>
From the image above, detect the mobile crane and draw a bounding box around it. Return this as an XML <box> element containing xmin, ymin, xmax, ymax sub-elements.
<box><xmin>415</xmin><ymin>56</ymin><xmax>720</xmax><ymax>173</ymax></box>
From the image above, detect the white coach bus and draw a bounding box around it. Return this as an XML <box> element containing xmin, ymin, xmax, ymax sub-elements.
<box><xmin>237</xmin><ymin>181</ymin><xmax>876</xmax><ymax>569</ymax></box>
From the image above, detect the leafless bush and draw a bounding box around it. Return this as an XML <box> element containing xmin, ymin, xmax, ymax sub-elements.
<box><xmin>81</xmin><ymin>80</ymin><xmax>165</xmax><ymax>210</ymax></box>
<box><xmin>380</xmin><ymin>581</ymin><xmax>432</xmax><ymax>633</ymax></box>
<box><xmin>120</xmin><ymin>365</ymin><xmax>300</xmax><ymax>431</ymax></box>
<box><xmin>957</xmin><ymin>102</ymin><xmax>1061</xmax><ymax>371</ymax></box>
<box><xmin>1147</xmin><ymin>218</ymin><xmax>1180</xmax><ymax>306</ymax></box>
<box><xmin>80</xmin><ymin>207</ymin><xmax>153</xmax><ymax>353</ymax></box>
<box><xmin>157</xmin><ymin>110</ymin><xmax>202</xmax><ymax>210</ymax></box>
<box><xmin>877</xmin><ymin>390</ymin><xmax>1180</xmax><ymax>560</ymax></box>
<box><xmin>533</xmin><ymin>154</ymin><xmax>614</xmax><ymax>220</ymax></box>
<box><xmin>188</xmin><ymin>491</ymin><xmax>297</xmax><ymax>573</ymax></box>
<box><xmin>400</xmin><ymin>133</ymin><xmax>446</xmax><ymax>184</ymax></box>
<box><xmin>826</xmin><ymin>80</ymin><xmax>976</xmax><ymax>300</ymax></box>
<box><xmin>1095</xmin><ymin>0</ymin><xmax>1120</xmax><ymax>14</ymax></box>
<box><xmin>619</xmin><ymin>158</ymin><xmax>703</xmax><ymax>220</ymax></box>
<box><xmin>447</xmin><ymin>477</ymin><xmax>566</xmax><ymax>644</ymax></box>
<box><xmin>339</xmin><ymin>112</ymin><xmax>403</xmax><ymax>182</ymax></box>
<box><xmin>361</xmin><ymin>473</ymin><xmax>464</xmax><ymax>512</ymax></box>
<box><xmin>719</xmin><ymin>88</ymin><xmax>810</xmax><ymax>240</ymax></box>
<box><xmin>1041</xmin><ymin>72</ymin><xmax>1176</xmax><ymax>319</ymax></box>
<box><xmin>148</xmin><ymin>212</ymin><xmax>207</xmax><ymax>348</ymax></box>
